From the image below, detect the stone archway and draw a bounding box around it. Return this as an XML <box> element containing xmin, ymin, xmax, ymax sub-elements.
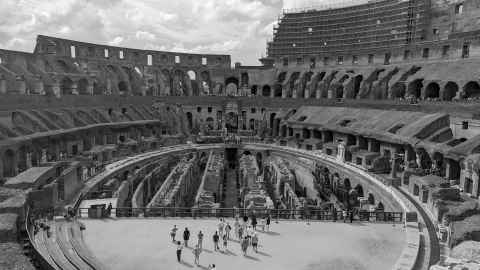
<box><xmin>77</xmin><ymin>78</ymin><xmax>90</xmax><ymax>95</ymax></box>
<box><xmin>444</xmin><ymin>81</ymin><xmax>458</xmax><ymax>101</ymax></box>
<box><xmin>262</xmin><ymin>85</ymin><xmax>271</xmax><ymax>97</ymax></box>
<box><xmin>407</xmin><ymin>79</ymin><xmax>423</xmax><ymax>98</ymax></box>
<box><xmin>463</xmin><ymin>81</ymin><xmax>480</xmax><ymax>98</ymax></box>
<box><xmin>425</xmin><ymin>82</ymin><xmax>440</xmax><ymax>99</ymax></box>
<box><xmin>60</xmin><ymin>77</ymin><xmax>74</xmax><ymax>95</ymax></box>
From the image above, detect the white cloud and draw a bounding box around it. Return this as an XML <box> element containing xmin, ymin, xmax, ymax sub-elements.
<box><xmin>109</xmin><ymin>36</ymin><xmax>124</xmax><ymax>46</ymax></box>
<box><xmin>0</xmin><ymin>0</ymin><xmax>365</xmax><ymax>64</ymax></box>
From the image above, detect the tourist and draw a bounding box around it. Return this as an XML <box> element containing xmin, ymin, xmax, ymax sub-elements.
<box><xmin>266</xmin><ymin>215</ymin><xmax>271</xmax><ymax>231</ymax></box>
<box><xmin>233</xmin><ymin>218</ymin><xmax>240</xmax><ymax>239</ymax></box>
<box><xmin>251</xmin><ymin>233</ymin><xmax>259</xmax><ymax>253</ymax></box>
<box><xmin>213</xmin><ymin>231</ymin><xmax>220</xmax><ymax>251</ymax></box>
<box><xmin>241</xmin><ymin>236</ymin><xmax>249</xmax><ymax>256</ymax></box>
<box><xmin>183</xmin><ymin>227</ymin><xmax>190</xmax><ymax>247</ymax></box>
<box><xmin>225</xmin><ymin>222</ymin><xmax>232</xmax><ymax>239</ymax></box>
<box><xmin>332</xmin><ymin>208</ymin><xmax>337</xmax><ymax>222</ymax></box>
<box><xmin>106</xmin><ymin>203</ymin><xmax>112</xmax><ymax>218</ymax></box>
<box><xmin>197</xmin><ymin>230</ymin><xmax>204</xmax><ymax>249</ymax></box>
<box><xmin>251</xmin><ymin>215</ymin><xmax>257</xmax><ymax>230</ymax></box>
<box><xmin>170</xmin><ymin>225</ymin><xmax>178</xmax><ymax>242</ymax></box>
<box><xmin>176</xmin><ymin>241</ymin><xmax>183</xmax><ymax>262</ymax></box>
<box><xmin>238</xmin><ymin>225</ymin><xmax>244</xmax><ymax>240</ymax></box>
<box><xmin>218</xmin><ymin>219</ymin><xmax>225</xmax><ymax>237</ymax></box>
<box><xmin>222</xmin><ymin>234</ymin><xmax>228</xmax><ymax>251</ymax></box>
<box><xmin>350</xmin><ymin>210</ymin><xmax>354</xmax><ymax>223</ymax></box>
<box><xmin>192</xmin><ymin>244</ymin><xmax>201</xmax><ymax>265</ymax></box>
<box><xmin>343</xmin><ymin>209</ymin><xmax>348</xmax><ymax>223</ymax></box>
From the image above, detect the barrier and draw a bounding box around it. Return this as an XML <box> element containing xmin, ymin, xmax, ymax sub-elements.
<box><xmin>77</xmin><ymin>207</ymin><xmax>403</xmax><ymax>223</ymax></box>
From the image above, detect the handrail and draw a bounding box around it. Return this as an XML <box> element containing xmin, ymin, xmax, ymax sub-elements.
<box><xmin>76</xmin><ymin>207</ymin><xmax>403</xmax><ymax>223</ymax></box>
<box><xmin>24</xmin><ymin>207</ymin><xmax>56</xmax><ymax>270</ymax></box>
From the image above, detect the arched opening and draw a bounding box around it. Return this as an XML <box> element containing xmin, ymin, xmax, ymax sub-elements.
<box><xmin>200</xmin><ymin>71</ymin><xmax>211</xmax><ymax>95</ymax></box>
<box><xmin>354</xmin><ymin>184</ymin><xmax>364</xmax><ymax>197</ymax></box>
<box><xmin>3</xmin><ymin>149</ymin><xmax>16</xmax><ymax>177</ymax></box>
<box><xmin>390</xmin><ymin>82</ymin><xmax>406</xmax><ymax>99</ymax></box>
<box><xmin>240</xmin><ymin>72</ymin><xmax>249</xmax><ymax>87</ymax></box>
<box><xmin>278</xmin><ymin>72</ymin><xmax>287</xmax><ymax>83</ymax></box>
<box><xmin>225</xmin><ymin>77</ymin><xmax>239</xmax><ymax>96</ymax></box>
<box><xmin>463</xmin><ymin>81</ymin><xmax>480</xmax><ymax>99</ymax></box>
<box><xmin>302</xmin><ymin>128</ymin><xmax>311</xmax><ymax>139</ymax></box>
<box><xmin>249</xmin><ymin>119</ymin><xmax>255</xmax><ymax>130</ymax></box>
<box><xmin>269</xmin><ymin>113</ymin><xmax>277</xmax><ymax>130</ymax></box>
<box><xmin>343</xmin><ymin>178</ymin><xmax>351</xmax><ymax>190</ymax></box>
<box><xmin>335</xmin><ymin>86</ymin><xmax>344</xmax><ymax>99</ymax></box>
<box><xmin>118</xmin><ymin>81</ymin><xmax>129</xmax><ymax>95</ymax></box>
<box><xmin>187</xmin><ymin>70</ymin><xmax>196</xmax><ymax>81</ymax></box>
<box><xmin>77</xmin><ymin>78</ymin><xmax>89</xmax><ymax>95</ymax></box>
<box><xmin>225</xmin><ymin>112</ymin><xmax>238</xmax><ymax>133</ymax></box>
<box><xmin>273</xmin><ymin>84</ymin><xmax>282</xmax><ymax>97</ymax></box>
<box><xmin>368</xmin><ymin>193</ymin><xmax>375</xmax><ymax>205</ymax></box>
<box><xmin>60</xmin><ymin>77</ymin><xmax>74</xmax><ymax>95</ymax></box>
<box><xmin>425</xmin><ymin>82</ymin><xmax>440</xmax><ymax>99</ymax></box>
<box><xmin>376</xmin><ymin>202</ymin><xmax>384</xmax><ymax>211</ymax></box>
<box><xmin>407</xmin><ymin>79</ymin><xmax>423</xmax><ymax>98</ymax></box>
<box><xmin>443</xmin><ymin>82</ymin><xmax>458</xmax><ymax>101</ymax></box>
<box><xmin>288</xmin><ymin>72</ymin><xmax>300</xmax><ymax>98</ymax></box>
<box><xmin>353</xmin><ymin>75</ymin><xmax>363</xmax><ymax>98</ymax></box>
<box><xmin>262</xmin><ymin>85</ymin><xmax>271</xmax><ymax>97</ymax></box>
<box><xmin>251</xmin><ymin>85</ymin><xmax>258</xmax><ymax>96</ymax></box>
<box><xmin>186</xmin><ymin>112</ymin><xmax>193</xmax><ymax>131</ymax></box>
<box><xmin>206</xmin><ymin>117</ymin><xmax>214</xmax><ymax>130</ymax></box>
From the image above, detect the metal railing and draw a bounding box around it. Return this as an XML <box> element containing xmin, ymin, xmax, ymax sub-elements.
<box><xmin>78</xmin><ymin>207</ymin><xmax>403</xmax><ymax>223</ymax></box>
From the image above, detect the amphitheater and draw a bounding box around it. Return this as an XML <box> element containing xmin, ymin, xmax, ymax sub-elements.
<box><xmin>1</xmin><ymin>0</ymin><xmax>480</xmax><ymax>269</ymax></box>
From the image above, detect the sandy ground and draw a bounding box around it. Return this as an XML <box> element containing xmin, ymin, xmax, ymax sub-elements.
<box><xmin>81</xmin><ymin>218</ymin><xmax>406</xmax><ymax>270</ymax></box>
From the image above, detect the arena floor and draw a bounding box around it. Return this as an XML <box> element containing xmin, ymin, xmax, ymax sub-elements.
<box><xmin>81</xmin><ymin>218</ymin><xmax>406</xmax><ymax>270</ymax></box>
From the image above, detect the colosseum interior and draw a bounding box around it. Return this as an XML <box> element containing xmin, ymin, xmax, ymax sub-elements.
<box><xmin>1</xmin><ymin>0</ymin><xmax>480</xmax><ymax>270</ymax></box>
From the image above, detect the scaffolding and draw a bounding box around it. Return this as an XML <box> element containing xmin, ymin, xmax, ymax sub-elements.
<box><xmin>267</xmin><ymin>0</ymin><xmax>427</xmax><ymax>58</ymax></box>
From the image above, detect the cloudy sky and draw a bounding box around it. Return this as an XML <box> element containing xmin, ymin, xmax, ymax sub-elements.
<box><xmin>0</xmin><ymin>0</ymin><xmax>350</xmax><ymax>65</ymax></box>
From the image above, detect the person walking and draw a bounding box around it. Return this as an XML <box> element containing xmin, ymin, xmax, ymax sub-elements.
<box><xmin>251</xmin><ymin>233</ymin><xmax>259</xmax><ymax>253</ymax></box>
<box><xmin>192</xmin><ymin>244</ymin><xmax>201</xmax><ymax>265</ymax></box>
<box><xmin>222</xmin><ymin>234</ymin><xmax>228</xmax><ymax>251</ymax></box>
<box><xmin>208</xmin><ymin>264</ymin><xmax>216</xmax><ymax>270</ymax></box>
<box><xmin>183</xmin><ymin>227</ymin><xmax>190</xmax><ymax>247</ymax></box>
<box><xmin>349</xmin><ymin>210</ymin><xmax>354</xmax><ymax>223</ymax></box>
<box><xmin>225</xmin><ymin>223</ymin><xmax>231</xmax><ymax>239</ymax></box>
<box><xmin>197</xmin><ymin>230</ymin><xmax>204</xmax><ymax>249</ymax></box>
<box><xmin>176</xmin><ymin>241</ymin><xmax>183</xmax><ymax>262</ymax></box>
<box><xmin>266</xmin><ymin>215</ymin><xmax>271</xmax><ymax>231</ymax></box>
<box><xmin>213</xmin><ymin>231</ymin><xmax>220</xmax><ymax>251</ymax></box>
<box><xmin>251</xmin><ymin>215</ymin><xmax>257</xmax><ymax>230</ymax></box>
<box><xmin>238</xmin><ymin>225</ymin><xmax>244</xmax><ymax>240</ymax></box>
<box><xmin>342</xmin><ymin>209</ymin><xmax>348</xmax><ymax>223</ymax></box>
<box><xmin>241</xmin><ymin>237</ymin><xmax>249</xmax><ymax>256</ymax></box>
<box><xmin>218</xmin><ymin>219</ymin><xmax>225</xmax><ymax>238</ymax></box>
<box><xmin>170</xmin><ymin>225</ymin><xmax>178</xmax><ymax>242</ymax></box>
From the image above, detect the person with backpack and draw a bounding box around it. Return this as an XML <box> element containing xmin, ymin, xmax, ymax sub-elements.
<box><xmin>183</xmin><ymin>227</ymin><xmax>190</xmax><ymax>247</ymax></box>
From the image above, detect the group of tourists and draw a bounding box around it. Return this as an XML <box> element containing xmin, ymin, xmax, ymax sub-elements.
<box><xmin>170</xmin><ymin>215</ymin><xmax>272</xmax><ymax>267</ymax></box>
